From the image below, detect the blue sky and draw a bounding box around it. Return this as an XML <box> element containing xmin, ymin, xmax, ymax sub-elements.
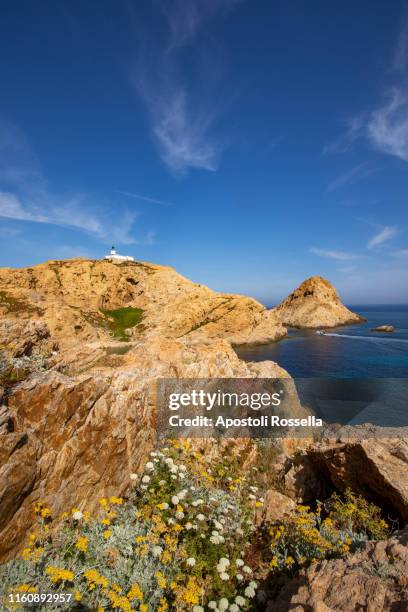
<box><xmin>0</xmin><ymin>0</ymin><xmax>408</xmax><ymax>304</ymax></box>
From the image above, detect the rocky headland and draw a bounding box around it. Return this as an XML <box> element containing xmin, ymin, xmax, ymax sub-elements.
<box><xmin>0</xmin><ymin>259</ymin><xmax>405</xmax><ymax>610</ymax></box>
<box><xmin>274</xmin><ymin>275</ymin><xmax>364</xmax><ymax>328</ymax></box>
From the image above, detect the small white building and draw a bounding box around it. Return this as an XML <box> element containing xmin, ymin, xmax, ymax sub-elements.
<box><xmin>104</xmin><ymin>246</ymin><xmax>135</xmax><ymax>262</ymax></box>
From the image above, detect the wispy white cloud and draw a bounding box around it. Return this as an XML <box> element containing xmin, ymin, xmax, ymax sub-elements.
<box><xmin>367</xmin><ymin>225</ymin><xmax>399</xmax><ymax>249</ymax></box>
<box><xmin>0</xmin><ymin>191</ymin><xmax>140</xmax><ymax>244</ymax></box>
<box><xmin>367</xmin><ymin>88</ymin><xmax>408</xmax><ymax>162</ymax></box>
<box><xmin>0</xmin><ymin>120</ymin><xmax>155</xmax><ymax>247</ymax></box>
<box><xmin>132</xmin><ymin>0</ymin><xmax>238</xmax><ymax>173</ymax></box>
<box><xmin>152</xmin><ymin>89</ymin><xmax>219</xmax><ymax>172</ymax></box>
<box><xmin>115</xmin><ymin>190</ymin><xmax>174</xmax><ymax>206</ymax></box>
<box><xmin>325</xmin><ymin>16</ymin><xmax>408</xmax><ymax>164</ymax></box>
<box><xmin>310</xmin><ymin>247</ymin><xmax>358</xmax><ymax>261</ymax></box>
<box><xmin>327</xmin><ymin>162</ymin><xmax>378</xmax><ymax>192</ymax></box>
<box><xmin>337</xmin><ymin>266</ymin><xmax>356</xmax><ymax>273</ymax></box>
<box><xmin>323</xmin><ymin>116</ymin><xmax>364</xmax><ymax>155</ymax></box>
<box><xmin>392</xmin><ymin>248</ymin><xmax>408</xmax><ymax>256</ymax></box>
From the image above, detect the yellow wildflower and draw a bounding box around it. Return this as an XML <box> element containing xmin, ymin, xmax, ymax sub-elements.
<box><xmin>103</xmin><ymin>529</ymin><xmax>113</xmax><ymax>539</ymax></box>
<box><xmin>15</xmin><ymin>584</ymin><xmax>37</xmax><ymax>593</ymax></box>
<box><xmin>75</xmin><ymin>536</ymin><xmax>88</xmax><ymax>553</ymax></box>
<box><xmin>155</xmin><ymin>571</ymin><xmax>166</xmax><ymax>589</ymax></box>
<box><xmin>109</xmin><ymin>496</ymin><xmax>124</xmax><ymax>505</ymax></box>
<box><xmin>127</xmin><ymin>583</ymin><xmax>143</xmax><ymax>600</ymax></box>
<box><xmin>45</xmin><ymin>566</ymin><xmax>74</xmax><ymax>584</ymax></box>
<box><xmin>158</xmin><ymin>598</ymin><xmax>168</xmax><ymax>612</ymax></box>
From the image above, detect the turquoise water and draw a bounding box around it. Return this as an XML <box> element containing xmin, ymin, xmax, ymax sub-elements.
<box><xmin>235</xmin><ymin>305</ymin><xmax>408</xmax><ymax>378</ymax></box>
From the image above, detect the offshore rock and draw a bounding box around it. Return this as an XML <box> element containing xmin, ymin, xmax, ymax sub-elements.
<box><xmin>274</xmin><ymin>275</ymin><xmax>363</xmax><ymax>329</ymax></box>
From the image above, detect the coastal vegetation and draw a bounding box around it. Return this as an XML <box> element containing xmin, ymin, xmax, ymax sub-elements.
<box><xmin>101</xmin><ymin>307</ymin><xmax>144</xmax><ymax>341</ymax></box>
<box><xmin>0</xmin><ymin>440</ymin><xmax>390</xmax><ymax>611</ymax></box>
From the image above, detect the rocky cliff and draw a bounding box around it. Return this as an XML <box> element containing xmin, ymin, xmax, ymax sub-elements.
<box><xmin>0</xmin><ymin>258</ymin><xmax>286</xmax><ymax>350</ymax></box>
<box><xmin>1</xmin><ymin>259</ymin><xmax>405</xmax><ymax>609</ymax></box>
<box><xmin>0</xmin><ymin>258</ymin><xmax>293</xmax><ymax>561</ymax></box>
<box><xmin>274</xmin><ymin>275</ymin><xmax>363</xmax><ymax>328</ymax></box>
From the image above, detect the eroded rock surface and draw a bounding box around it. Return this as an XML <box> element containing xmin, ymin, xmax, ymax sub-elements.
<box><xmin>0</xmin><ymin>259</ymin><xmax>286</xmax><ymax>348</ymax></box>
<box><xmin>0</xmin><ymin>334</ymin><xmax>291</xmax><ymax>562</ymax></box>
<box><xmin>283</xmin><ymin>437</ymin><xmax>408</xmax><ymax>525</ymax></box>
<box><xmin>274</xmin><ymin>275</ymin><xmax>363</xmax><ymax>328</ymax></box>
<box><xmin>267</xmin><ymin>528</ymin><xmax>408</xmax><ymax>611</ymax></box>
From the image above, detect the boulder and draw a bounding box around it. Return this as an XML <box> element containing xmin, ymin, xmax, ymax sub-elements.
<box><xmin>259</xmin><ymin>489</ymin><xmax>296</xmax><ymax>523</ymax></box>
<box><xmin>284</xmin><ymin>437</ymin><xmax>408</xmax><ymax>525</ymax></box>
<box><xmin>371</xmin><ymin>325</ymin><xmax>395</xmax><ymax>333</ymax></box>
<box><xmin>267</xmin><ymin>528</ymin><xmax>408</xmax><ymax>611</ymax></box>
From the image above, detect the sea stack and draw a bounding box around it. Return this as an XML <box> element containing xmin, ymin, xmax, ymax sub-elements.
<box><xmin>274</xmin><ymin>275</ymin><xmax>364</xmax><ymax>329</ymax></box>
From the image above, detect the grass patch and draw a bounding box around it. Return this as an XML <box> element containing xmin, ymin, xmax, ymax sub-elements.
<box><xmin>100</xmin><ymin>307</ymin><xmax>144</xmax><ymax>341</ymax></box>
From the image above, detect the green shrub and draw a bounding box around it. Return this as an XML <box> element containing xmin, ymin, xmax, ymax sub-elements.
<box><xmin>101</xmin><ymin>307</ymin><xmax>144</xmax><ymax>341</ymax></box>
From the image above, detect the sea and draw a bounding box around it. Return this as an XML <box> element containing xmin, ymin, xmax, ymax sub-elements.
<box><xmin>235</xmin><ymin>305</ymin><xmax>408</xmax><ymax>427</ymax></box>
<box><xmin>235</xmin><ymin>305</ymin><xmax>408</xmax><ymax>378</ymax></box>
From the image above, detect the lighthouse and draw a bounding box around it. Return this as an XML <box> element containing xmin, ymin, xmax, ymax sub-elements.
<box><xmin>104</xmin><ymin>245</ymin><xmax>135</xmax><ymax>262</ymax></box>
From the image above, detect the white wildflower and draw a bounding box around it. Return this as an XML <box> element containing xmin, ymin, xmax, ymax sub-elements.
<box><xmin>196</xmin><ymin>513</ymin><xmax>205</xmax><ymax>521</ymax></box>
<box><xmin>152</xmin><ymin>546</ymin><xmax>163</xmax><ymax>557</ymax></box>
<box><xmin>236</xmin><ymin>573</ymin><xmax>243</xmax><ymax>581</ymax></box>
<box><xmin>235</xmin><ymin>596</ymin><xmax>246</xmax><ymax>606</ymax></box>
<box><xmin>141</xmin><ymin>475</ymin><xmax>150</xmax><ymax>484</ymax></box>
<box><xmin>244</xmin><ymin>586</ymin><xmax>255</xmax><ymax>598</ymax></box>
<box><xmin>243</xmin><ymin>565</ymin><xmax>252</xmax><ymax>574</ymax></box>
<box><xmin>219</xmin><ymin>599</ymin><xmax>229</xmax><ymax>611</ymax></box>
<box><xmin>186</xmin><ymin>557</ymin><xmax>196</xmax><ymax>567</ymax></box>
<box><xmin>208</xmin><ymin>603</ymin><xmax>217</xmax><ymax>610</ymax></box>
<box><xmin>229</xmin><ymin>605</ymin><xmax>239</xmax><ymax>612</ymax></box>
<box><xmin>130</xmin><ymin>473</ymin><xmax>138</xmax><ymax>481</ymax></box>
<box><xmin>72</xmin><ymin>511</ymin><xmax>83</xmax><ymax>521</ymax></box>
<box><xmin>185</xmin><ymin>522</ymin><xmax>193</xmax><ymax>530</ymax></box>
<box><xmin>175</xmin><ymin>511</ymin><xmax>184</xmax><ymax>520</ymax></box>
<box><xmin>235</xmin><ymin>559</ymin><xmax>244</xmax><ymax>567</ymax></box>
<box><xmin>171</xmin><ymin>495</ymin><xmax>179</xmax><ymax>505</ymax></box>
<box><xmin>219</xmin><ymin>572</ymin><xmax>229</xmax><ymax>581</ymax></box>
<box><xmin>145</xmin><ymin>461</ymin><xmax>154</xmax><ymax>471</ymax></box>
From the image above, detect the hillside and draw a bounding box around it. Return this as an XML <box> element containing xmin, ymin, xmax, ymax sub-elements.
<box><xmin>0</xmin><ymin>258</ymin><xmax>286</xmax><ymax>350</ymax></box>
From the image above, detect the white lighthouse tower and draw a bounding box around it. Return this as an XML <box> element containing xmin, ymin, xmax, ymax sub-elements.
<box><xmin>104</xmin><ymin>245</ymin><xmax>135</xmax><ymax>263</ymax></box>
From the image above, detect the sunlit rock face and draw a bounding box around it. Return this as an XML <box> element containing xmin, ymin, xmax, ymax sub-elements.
<box><xmin>274</xmin><ymin>275</ymin><xmax>364</xmax><ymax>328</ymax></box>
